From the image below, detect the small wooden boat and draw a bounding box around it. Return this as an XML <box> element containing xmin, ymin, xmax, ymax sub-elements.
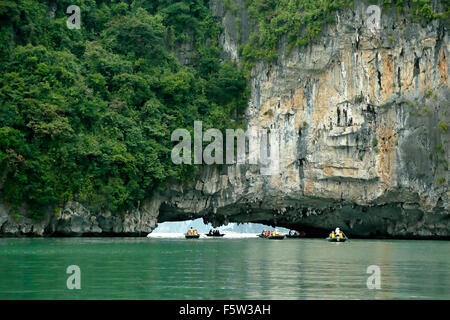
<box><xmin>286</xmin><ymin>231</ymin><xmax>306</xmax><ymax>238</ymax></box>
<box><xmin>258</xmin><ymin>234</ymin><xmax>268</xmax><ymax>238</ymax></box>
<box><xmin>206</xmin><ymin>233</ymin><xmax>225</xmax><ymax>237</ymax></box>
<box><xmin>268</xmin><ymin>235</ymin><xmax>285</xmax><ymax>240</ymax></box>
<box><xmin>185</xmin><ymin>228</ymin><xmax>200</xmax><ymax>239</ymax></box>
<box><xmin>326</xmin><ymin>236</ymin><xmax>347</xmax><ymax>242</ymax></box>
<box><xmin>260</xmin><ymin>229</ymin><xmax>285</xmax><ymax>239</ymax></box>
<box><xmin>258</xmin><ymin>231</ymin><xmax>271</xmax><ymax>238</ymax></box>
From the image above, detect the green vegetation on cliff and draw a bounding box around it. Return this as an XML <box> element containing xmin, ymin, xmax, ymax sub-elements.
<box><xmin>0</xmin><ymin>0</ymin><xmax>248</xmax><ymax>218</ymax></box>
<box><xmin>240</xmin><ymin>0</ymin><xmax>353</xmax><ymax>66</ymax></box>
<box><xmin>239</xmin><ymin>0</ymin><xmax>448</xmax><ymax>77</ymax></box>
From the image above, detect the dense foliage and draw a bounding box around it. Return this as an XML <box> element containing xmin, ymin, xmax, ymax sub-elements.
<box><xmin>382</xmin><ymin>0</ymin><xmax>449</xmax><ymax>21</ymax></box>
<box><xmin>240</xmin><ymin>0</ymin><xmax>353</xmax><ymax>69</ymax></box>
<box><xmin>0</xmin><ymin>0</ymin><xmax>248</xmax><ymax>218</ymax></box>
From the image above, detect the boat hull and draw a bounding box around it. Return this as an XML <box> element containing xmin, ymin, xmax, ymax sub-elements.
<box><xmin>206</xmin><ymin>234</ymin><xmax>225</xmax><ymax>237</ymax></box>
<box><xmin>185</xmin><ymin>234</ymin><xmax>200</xmax><ymax>239</ymax></box>
<box><xmin>268</xmin><ymin>235</ymin><xmax>285</xmax><ymax>240</ymax></box>
<box><xmin>326</xmin><ymin>237</ymin><xmax>347</xmax><ymax>242</ymax></box>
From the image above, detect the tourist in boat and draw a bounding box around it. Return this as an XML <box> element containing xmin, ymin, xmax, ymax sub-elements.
<box><xmin>331</xmin><ymin>227</ymin><xmax>346</xmax><ymax>238</ymax></box>
<box><xmin>261</xmin><ymin>230</ymin><xmax>271</xmax><ymax>238</ymax></box>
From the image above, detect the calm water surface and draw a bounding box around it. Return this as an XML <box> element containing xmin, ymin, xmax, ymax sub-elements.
<box><xmin>0</xmin><ymin>237</ymin><xmax>448</xmax><ymax>299</ymax></box>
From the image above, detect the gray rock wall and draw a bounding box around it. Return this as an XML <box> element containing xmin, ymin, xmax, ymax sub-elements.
<box><xmin>154</xmin><ymin>0</ymin><xmax>449</xmax><ymax>238</ymax></box>
<box><xmin>0</xmin><ymin>1</ymin><xmax>448</xmax><ymax>238</ymax></box>
<box><xmin>0</xmin><ymin>200</ymin><xmax>159</xmax><ymax>236</ymax></box>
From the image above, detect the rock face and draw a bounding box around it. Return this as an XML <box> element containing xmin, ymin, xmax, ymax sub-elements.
<box><xmin>0</xmin><ymin>1</ymin><xmax>448</xmax><ymax>238</ymax></box>
<box><xmin>0</xmin><ymin>200</ymin><xmax>159</xmax><ymax>236</ymax></box>
<box><xmin>156</xmin><ymin>0</ymin><xmax>450</xmax><ymax>238</ymax></box>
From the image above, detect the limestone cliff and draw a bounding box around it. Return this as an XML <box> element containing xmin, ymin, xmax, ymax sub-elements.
<box><xmin>156</xmin><ymin>0</ymin><xmax>450</xmax><ymax>238</ymax></box>
<box><xmin>1</xmin><ymin>0</ymin><xmax>448</xmax><ymax>238</ymax></box>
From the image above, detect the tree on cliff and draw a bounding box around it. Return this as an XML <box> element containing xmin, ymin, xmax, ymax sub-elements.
<box><xmin>0</xmin><ymin>0</ymin><xmax>248</xmax><ymax>218</ymax></box>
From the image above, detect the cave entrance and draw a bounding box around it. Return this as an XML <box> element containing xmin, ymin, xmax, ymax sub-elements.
<box><xmin>151</xmin><ymin>218</ymin><xmax>289</xmax><ymax>235</ymax></box>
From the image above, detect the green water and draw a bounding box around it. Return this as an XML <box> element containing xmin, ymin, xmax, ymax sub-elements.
<box><xmin>0</xmin><ymin>237</ymin><xmax>448</xmax><ymax>299</ymax></box>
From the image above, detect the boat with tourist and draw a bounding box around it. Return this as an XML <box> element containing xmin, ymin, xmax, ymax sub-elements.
<box><xmin>326</xmin><ymin>227</ymin><xmax>348</xmax><ymax>242</ymax></box>
<box><xmin>185</xmin><ymin>227</ymin><xmax>200</xmax><ymax>239</ymax></box>
<box><xmin>268</xmin><ymin>229</ymin><xmax>285</xmax><ymax>240</ymax></box>
<box><xmin>206</xmin><ymin>229</ymin><xmax>225</xmax><ymax>237</ymax></box>
<box><xmin>285</xmin><ymin>230</ymin><xmax>306</xmax><ymax>238</ymax></box>
<box><xmin>258</xmin><ymin>230</ymin><xmax>271</xmax><ymax>238</ymax></box>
